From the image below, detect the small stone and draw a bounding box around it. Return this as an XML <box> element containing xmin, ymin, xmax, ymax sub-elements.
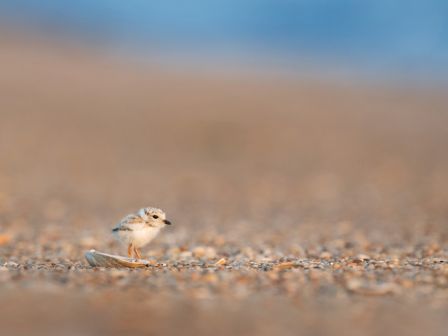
<box><xmin>192</xmin><ymin>246</ymin><xmax>217</xmax><ymax>259</ymax></box>
<box><xmin>192</xmin><ymin>246</ymin><xmax>206</xmax><ymax>258</ymax></box>
<box><xmin>0</xmin><ymin>234</ymin><xmax>12</xmax><ymax>246</ymax></box>
<box><xmin>180</xmin><ymin>251</ymin><xmax>193</xmax><ymax>259</ymax></box>
<box><xmin>332</xmin><ymin>263</ymin><xmax>342</xmax><ymax>270</ymax></box>
<box><xmin>5</xmin><ymin>261</ymin><xmax>19</xmax><ymax>268</ymax></box>
<box><xmin>215</xmin><ymin>258</ymin><xmax>227</xmax><ymax>266</ymax></box>
<box><xmin>346</xmin><ymin>278</ymin><xmax>401</xmax><ymax>296</ymax></box>
<box><xmin>204</xmin><ymin>247</ymin><xmax>217</xmax><ymax>259</ymax></box>
<box><xmin>356</xmin><ymin>254</ymin><xmax>370</xmax><ymax>261</ymax></box>
<box><xmin>320</xmin><ymin>251</ymin><xmax>332</xmax><ymax>259</ymax></box>
<box><xmin>275</xmin><ymin>261</ymin><xmax>295</xmax><ymax>270</ymax></box>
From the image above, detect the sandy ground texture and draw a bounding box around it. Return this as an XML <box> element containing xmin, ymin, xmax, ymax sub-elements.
<box><xmin>0</xmin><ymin>35</ymin><xmax>448</xmax><ymax>336</ymax></box>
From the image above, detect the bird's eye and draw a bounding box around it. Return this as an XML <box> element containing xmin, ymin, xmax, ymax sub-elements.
<box><xmin>152</xmin><ymin>215</ymin><xmax>159</xmax><ymax>219</ymax></box>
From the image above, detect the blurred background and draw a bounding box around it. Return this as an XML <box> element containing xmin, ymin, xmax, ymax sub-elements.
<box><xmin>0</xmin><ymin>2</ymin><xmax>447</xmax><ymax>336</ymax></box>
<box><xmin>1</xmin><ymin>1</ymin><xmax>448</xmax><ymax>81</ymax></box>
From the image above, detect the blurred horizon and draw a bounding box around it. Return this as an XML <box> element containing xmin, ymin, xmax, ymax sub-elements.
<box><xmin>1</xmin><ymin>1</ymin><xmax>448</xmax><ymax>83</ymax></box>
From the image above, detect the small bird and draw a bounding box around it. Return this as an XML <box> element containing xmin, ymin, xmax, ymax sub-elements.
<box><xmin>112</xmin><ymin>207</ymin><xmax>172</xmax><ymax>259</ymax></box>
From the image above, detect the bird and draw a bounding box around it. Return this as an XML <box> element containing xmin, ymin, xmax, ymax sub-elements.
<box><xmin>112</xmin><ymin>207</ymin><xmax>172</xmax><ymax>259</ymax></box>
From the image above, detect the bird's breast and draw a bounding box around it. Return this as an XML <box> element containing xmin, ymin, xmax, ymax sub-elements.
<box><xmin>131</xmin><ymin>226</ymin><xmax>160</xmax><ymax>247</ymax></box>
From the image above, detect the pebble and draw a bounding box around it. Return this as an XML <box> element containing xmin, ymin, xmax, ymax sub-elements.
<box><xmin>320</xmin><ymin>251</ymin><xmax>333</xmax><ymax>259</ymax></box>
<box><xmin>215</xmin><ymin>258</ymin><xmax>227</xmax><ymax>266</ymax></box>
<box><xmin>345</xmin><ymin>278</ymin><xmax>401</xmax><ymax>296</ymax></box>
<box><xmin>275</xmin><ymin>261</ymin><xmax>296</xmax><ymax>270</ymax></box>
<box><xmin>355</xmin><ymin>254</ymin><xmax>370</xmax><ymax>261</ymax></box>
<box><xmin>192</xmin><ymin>246</ymin><xmax>217</xmax><ymax>259</ymax></box>
<box><xmin>0</xmin><ymin>234</ymin><xmax>12</xmax><ymax>246</ymax></box>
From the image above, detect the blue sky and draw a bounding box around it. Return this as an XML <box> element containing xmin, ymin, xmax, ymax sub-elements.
<box><xmin>1</xmin><ymin>1</ymin><xmax>447</xmax><ymax>77</ymax></box>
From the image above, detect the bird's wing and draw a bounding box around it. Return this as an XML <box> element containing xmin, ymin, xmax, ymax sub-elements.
<box><xmin>112</xmin><ymin>214</ymin><xmax>144</xmax><ymax>232</ymax></box>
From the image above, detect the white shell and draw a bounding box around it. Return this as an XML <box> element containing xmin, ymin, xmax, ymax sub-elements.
<box><xmin>85</xmin><ymin>250</ymin><xmax>155</xmax><ymax>268</ymax></box>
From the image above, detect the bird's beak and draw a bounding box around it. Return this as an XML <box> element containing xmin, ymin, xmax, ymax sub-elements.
<box><xmin>163</xmin><ymin>219</ymin><xmax>172</xmax><ymax>225</ymax></box>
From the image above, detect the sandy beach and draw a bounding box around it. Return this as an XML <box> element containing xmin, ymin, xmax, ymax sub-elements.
<box><xmin>0</xmin><ymin>35</ymin><xmax>447</xmax><ymax>336</ymax></box>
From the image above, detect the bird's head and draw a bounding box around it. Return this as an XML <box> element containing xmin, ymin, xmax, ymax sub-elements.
<box><xmin>138</xmin><ymin>207</ymin><xmax>172</xmax><ymax>228</ymax></box>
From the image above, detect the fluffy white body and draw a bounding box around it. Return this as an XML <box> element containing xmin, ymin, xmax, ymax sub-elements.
<box><xmin>112</xmin><ymin>207</ymin><xmax>171</xmax><ymax>258</ymax></box>
<box><xmin>113</xmin><ymin>223</ymin><xmax>161</xmax><ymax>248</ymax></box>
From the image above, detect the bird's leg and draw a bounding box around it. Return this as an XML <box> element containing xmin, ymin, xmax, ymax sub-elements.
<box><xmin>133</xmin><ymin>246</ymin><xmax>142</xmax><ymax>259</ymax></box>
<box><xmin>127</xmin><ymin>244</ymin><xmax>133</xmax><ymax>258</ymax></box>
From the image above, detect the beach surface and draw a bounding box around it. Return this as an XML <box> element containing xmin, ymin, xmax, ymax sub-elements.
<box><xmin>0</xmin><ymin>35</ymin><xmax>447</xmax><ymax>336</ymax></box>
